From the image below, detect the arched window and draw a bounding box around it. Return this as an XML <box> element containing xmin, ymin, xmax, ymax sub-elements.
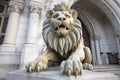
<box><xmin>0</xmin><ymin>0</ymin><xmax>9</xmax><ymax>44</ymax></box>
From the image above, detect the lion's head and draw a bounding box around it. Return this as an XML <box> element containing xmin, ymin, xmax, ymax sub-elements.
<box><xmin>43</xmin><ymin>2</ymin><xmax>83</xmax><ymax>58</ymax></box>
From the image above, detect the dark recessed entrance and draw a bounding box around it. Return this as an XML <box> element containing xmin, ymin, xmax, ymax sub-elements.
<box><xmin>81</xmin><ymin>21</ymin><xmax>91</xmax><ymax>49</ymax></box>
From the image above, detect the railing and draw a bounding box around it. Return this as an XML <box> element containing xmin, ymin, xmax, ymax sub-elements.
<box><xmin>107</xmin><ymin>52</ymin><xmax>119</xmax><ymax>64</ymax></box>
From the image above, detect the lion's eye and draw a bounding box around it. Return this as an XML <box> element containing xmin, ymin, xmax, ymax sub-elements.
<box><xmin>53</xmin><ymin>14</ymin><xmax>59</xmax><ymax>18</ymax></box>
<box><xmin>65</xmin><ymin>14</ymin><xmax>71</xmax><ymax>18</ymax></box>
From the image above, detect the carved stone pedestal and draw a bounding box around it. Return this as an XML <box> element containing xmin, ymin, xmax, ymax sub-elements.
<box><xmin>7</xmin><ymin>67</ymin><xmax>118</xmax><ymax>80</ymax></box>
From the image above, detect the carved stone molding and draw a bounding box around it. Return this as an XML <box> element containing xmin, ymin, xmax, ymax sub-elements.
<box><xmin>9</xmin><ymin>0</ymin><xmax>24</xmax><ymax>14</ymax></box>
<box><xmin>29</xmin><ymin>4</ymin><xmax>42</xmax><ymax>14</ymax></box>
<box><xmin>29</xmin><ymin>1</ymin><xmax>43</xmax><ymax>15</ymax></box>
<box><xmin>9</xmin><ymin>5</ymin><xmax>23</xmax><ymax>14</ymax></box>
<box><xmin>89</xmin><ymin>0</ymin><xmax>120</xmax><ymax>33</ymax></box>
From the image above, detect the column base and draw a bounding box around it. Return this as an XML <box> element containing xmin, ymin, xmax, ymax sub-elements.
<box><xmin>101</xmin><ymin>52</ymin><xmax>109</xmax><ymax>65</ymax></box>
<box><xmin>20</xmin><ymin>44</ymin><xmax>39</xmax><ymax>69</ymax></box>
<box><xmin>0</xmin><ymin>44</ymin><xmax>16</xmax><ymax>52</ymax></box>
<box><xmin>7</xmin><ymin>67</ymin><xmax>118</xmax><ymax>80</ymax></box>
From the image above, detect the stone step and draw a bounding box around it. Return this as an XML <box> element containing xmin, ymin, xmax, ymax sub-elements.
<box><xmin>94</xmin><ymin>65</ymin><xmax>120</xmax><ymax>67</ymax></box>
<box><xmin>93</xmin><ymin>65</ymin><xmax>120</xmax><ymax>70</ymax></box>
<box><xmin>0</xmin><ymin>64</ymin><xmax>19</xmax><ymax>80</ymax></box>
<box><xmin>0</xmin><ymin>52</ymin><xmax>20</xmax><ymax>64</ymax></box>
<box><xmin>93</xmin><ymin>65</ymin><xmax>120</xmax><ymax>75</ymax></box>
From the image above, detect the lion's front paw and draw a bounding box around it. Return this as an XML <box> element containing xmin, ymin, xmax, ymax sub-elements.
<box><xmin>35</xmin><ymin>60</ymin><xmax>48</xmax><ymax>72</ymax></box>
<box><xmin>60</xmin><ymin>59</ymin><xmax>83</xmax><ymax>76</ymax></box>
<box><xmin>26</xmin><ymin>59</ymin><xmax>48</xmax><ymax>73</ymax></box>
<box><xmin>26</xmin><ymin>61</ymin><xmax>37</xmax><ymax>73</ymax></box>
<box><xmin>83</xmin><ymin>63</ymin><xmax>93</xmax><ymax>71</ymax></box>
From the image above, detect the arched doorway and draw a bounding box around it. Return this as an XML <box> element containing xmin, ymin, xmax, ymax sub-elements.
<box><xmin>71</xmin><ymin>0</ymin><xmax>120</xmax><ymax>65</ymax></box>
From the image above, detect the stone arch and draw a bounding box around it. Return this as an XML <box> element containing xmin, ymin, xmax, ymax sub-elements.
<box><xmin>89</xmin><ymin>0</ymin><xmax>120</xmax><ymax>34</ymax></box>
<box><xmin>72</xmin><ymin>0</ymin><xmax>120</xmax><ymax>64</ymax></box>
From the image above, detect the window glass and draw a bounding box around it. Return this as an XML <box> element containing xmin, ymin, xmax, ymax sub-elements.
<box><xmin>0</xmin><ymin>35</ymin><xmax>4</xmax><ymax>45</ymax></box>
<box><xmin>6</xmin><ymin>6</ymin><xmax>10</xmax><ymax>14</ymax></box>
<box><xmin>0</xmin><ymin>5</ymin><xmax>4</xmax><ymax>13</ymax></box>
<box><xmin>2</xmin><ymin>17</ymin><xmax>8</xmax><ymax>33</ymax></box>
<box><xmin>0</xmin><ymin>17</ymin><xmax>1</xmax><ymax>25</ymax></box>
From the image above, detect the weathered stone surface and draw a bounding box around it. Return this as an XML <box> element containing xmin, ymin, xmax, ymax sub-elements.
<box><xmin>7</xmin><ymin>67</ymin><xmax>118</xmax><ymax>80</ymax></box>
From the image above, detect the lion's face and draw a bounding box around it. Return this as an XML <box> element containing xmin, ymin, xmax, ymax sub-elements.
<box><xmin>50</xmin><ymin>11</ymin><xmax>74</xmax><ymax>37</ymax></box>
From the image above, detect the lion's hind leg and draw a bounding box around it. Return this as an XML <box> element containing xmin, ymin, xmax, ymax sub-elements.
<box><xmin>83</xmin><ymin>47</ymin><xmax>93</xmax><ymax>71</ymax></box>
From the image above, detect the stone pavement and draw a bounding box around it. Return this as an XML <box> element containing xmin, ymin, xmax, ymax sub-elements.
<box><xmin>6</xmin><ymin>67</ymin><xmax>118</xmax><ymax>80</ymax></box>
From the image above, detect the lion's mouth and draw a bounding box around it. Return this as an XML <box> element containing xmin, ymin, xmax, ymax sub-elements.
<box><xmin>55</xmin><ymin>25</ymin><xmax>69</xmax><ymax>30</ymax></box>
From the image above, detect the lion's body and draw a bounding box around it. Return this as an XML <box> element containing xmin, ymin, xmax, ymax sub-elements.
<box><xmin>26</xmin><ymin>2</ymin><xmax>93</xmax><ymax>76</ymax></box>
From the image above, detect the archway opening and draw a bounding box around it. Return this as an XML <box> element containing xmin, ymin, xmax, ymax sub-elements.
<box><xmin>71</xmin><ymin>0</ymin><xmax>119</xmax><ymax>64</ymax></box>
<box><xmin>80</xmin><ymin>20</ymin><xmax>91</xmax><ymax>49</ymax></box>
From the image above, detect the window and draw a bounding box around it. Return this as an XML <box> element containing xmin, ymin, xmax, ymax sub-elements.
<box><xmin>2</xmin><ymin>17</ymin><xmax>8</xmax><ymax>33</ymax></box>
<box><xmin>0</xmin><ymin>5</ymin><xmax>4</xmax><ymax>13</ymax></box>
<box><xmin>0</xmin><ymin>1</ymin><xmax>9</xmax><ymax>44</ymax></box>
<box><xmin>0</xmin><ymin>17</ymin><xmax>1</xmax><ymax>25</ymax></box>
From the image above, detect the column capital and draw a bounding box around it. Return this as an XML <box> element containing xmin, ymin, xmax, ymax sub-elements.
<box><xmin>29</xmin><ymin>1</ymin><xmax>42</xmax><ymax>14</ymax></box>
<box><xmin>9</xmin><ymin>0</ymin><xmax>24</xmax><ymax>14</ymax></box>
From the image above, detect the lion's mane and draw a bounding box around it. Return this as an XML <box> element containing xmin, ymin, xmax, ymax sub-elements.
<box><xmin>42</xmin><ymin>19</ymin><xmax>83</xmax><ymax>58</ymax></box>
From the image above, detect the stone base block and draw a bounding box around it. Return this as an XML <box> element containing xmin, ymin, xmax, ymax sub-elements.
<box><xmin>0</xmin><ymin>52</ymin><xmax>20</xmax><ymax>64</ymax></box>
<box><xmin>0</xmin><ymin>44</ymin><xmax>16</xmax><ymax>52</ymax></box>
<box><xmin>7</xmin><ymin>67</ymin><xmax>118</xmax><ymax>80</ymax></box>
<box><xmin>20</xmin><ymin>44</ymin><xmax>39</xmax><ymax>69</ymax></box>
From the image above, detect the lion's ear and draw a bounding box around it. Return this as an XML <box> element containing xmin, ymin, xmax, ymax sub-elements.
<box><xmin>46</xmin><ymin>10</ymin><xmax>54</xmax><ymax>18</ymax></box>
<box><xmin>70</xmin><ymin>9</ymin><xmax>78</xmax><ymax>19</ymax></box>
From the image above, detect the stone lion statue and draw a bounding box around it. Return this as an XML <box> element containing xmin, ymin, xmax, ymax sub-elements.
<box><xmin>26</xmin><ymin>2</ymin><xmax>93</xmax><ymax>76</ymax></box>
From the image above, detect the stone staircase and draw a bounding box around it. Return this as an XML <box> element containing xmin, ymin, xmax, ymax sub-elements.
<box><xmin>93</xmin><ymin>65</ymin><xmax>120</xmax><ymax>80</ymax></box>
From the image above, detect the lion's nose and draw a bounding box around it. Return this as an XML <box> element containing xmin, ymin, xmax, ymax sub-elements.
<box><xmin>57</xmin><ymin>17</ymin><xmax>66</xmax><ymax>21</ymax></box>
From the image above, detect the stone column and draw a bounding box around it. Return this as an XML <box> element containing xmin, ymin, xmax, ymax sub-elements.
<box><xmin>26</xmin><ymin>5</ymin><xmax>41</xmax><ymax>44</ymax></box>
<box><xmin>0</xmin><ymin>1</ymin><xmax>24</xmax><ymax>52</ymax></box>
<box><xmin>20</xmin><ymin>2</ymin><xmax>42</xmax><ymax>68</ymax></box>
<box><xmin>92</xmin><ymin>35</ymin><xmax>102</xmax><ymax>65</ymax></box>
<box><xmin>95</xmin><ymin>40</ymin><xmax>102</xmax><ymax>64</ymax></box>
<box><xmin>95</xmin><ymin>35</ymin><xmax>102</xmax><ymax>65</ymax></box>
<box><xmin>90</xmin><ymin>38</ymin><xmax>97</xmax><ymax>65</ymax></box>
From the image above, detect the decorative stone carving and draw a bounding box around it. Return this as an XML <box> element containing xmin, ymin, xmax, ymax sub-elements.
<box><xmin>9</xmin><ymin>0</ymin><xmax>24</xmax><ymax>14</ymax></box>
<box><xmin>29</xmin><ymin>5</ymin><xmax>42</xmax><ymax>14</ymax></box>
<box><xmin>9</xmin><ymin>5</ymin><xmax>23</xmax><ymax>14</ymax></box>
<box><xmin>29</xmin><ymin>1</ymin><xmax>42</xmax><ymax>15</ymax></box>
<box><xmin>26</xmin><ymin>2</ymin><xmax>93</xmax><ymax>76</ymax></box>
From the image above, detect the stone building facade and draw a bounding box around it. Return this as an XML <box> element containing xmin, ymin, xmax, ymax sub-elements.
<box><xmin>0</xmin><ymin>0</ymin><xmax>120</xmax><ymax>79</ymax></box>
